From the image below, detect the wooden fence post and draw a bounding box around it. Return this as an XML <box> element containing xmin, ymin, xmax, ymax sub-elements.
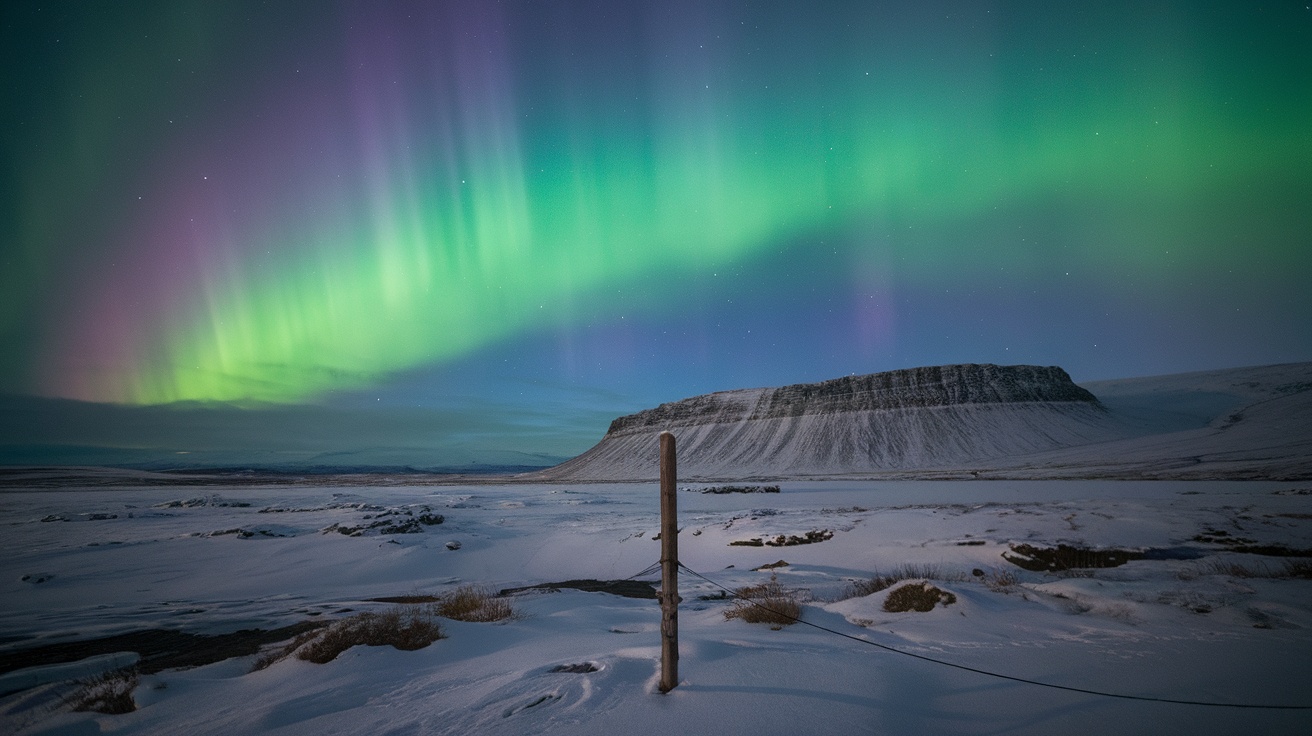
<box><xmin>659</xmin><ymin>430</ymin><xmax>679</xmax><ymax>693</ymax></box>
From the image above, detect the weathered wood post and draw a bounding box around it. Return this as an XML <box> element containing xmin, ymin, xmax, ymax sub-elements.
<box><xmin>658</xmin><ymin>430</ymin><xmax>679</xmax><ymax>693</ymax></box>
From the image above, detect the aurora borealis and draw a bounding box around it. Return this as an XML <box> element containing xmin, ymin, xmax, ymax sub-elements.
<box><xmin>2</xmin><ymin>2</ymin><xmax>1310</xmax><ymax>466</ymax></box>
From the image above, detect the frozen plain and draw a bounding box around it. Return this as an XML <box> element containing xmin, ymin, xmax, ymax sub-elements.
<box><xmin>2</xmin><ymin>477</ymin><xmax>1311</xmax><ymax>734</ymax></box>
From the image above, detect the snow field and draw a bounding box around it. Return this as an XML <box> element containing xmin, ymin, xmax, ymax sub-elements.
<box><xmin>2</xmin><ymin>479</ymin><xmax>1311</xmax><ymax>734</ymax></box>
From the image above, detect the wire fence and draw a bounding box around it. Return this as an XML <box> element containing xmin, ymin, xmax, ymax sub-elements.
<box><xmin>622</xmin><ymin>561</ymin><xmax>664</xmax><ymax>581</ymax></box>
<box><xmin>620</xmin><ymin>560</ymin><xmax>1312</xmax><ymax>711</ymax></box>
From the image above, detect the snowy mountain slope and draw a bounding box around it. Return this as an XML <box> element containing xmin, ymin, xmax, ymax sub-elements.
<box><xmin>532</xmin><ymin>362</ymin><xmax>1312</xmax><ymax>481</ymax></box>
<box><xmin>533</xmin><ymin>365</ymin><xmax>1126</xmax><ymax>481</ymax></box>
<box><xmin>995</xmin><ymin>363</ymin><xmax>1312</xmax><ymax>479</ymax></box>
<box><xmin>1081</xmin><ymin>362</ymin><xmax>1312</xmax><ymax>433</ymax></box>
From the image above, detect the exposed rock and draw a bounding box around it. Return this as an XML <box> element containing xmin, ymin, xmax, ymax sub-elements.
<box><xmin>499</xmin><ymin>579</ymin><xmax>657</xmax><ymax>600</ymax></box>
<box><xmin>609</xmin><ymin>364</ymin><xmax>1096</xmax><ymax>437</ymax></box>
<box><xmin>698</xmin><ymin>484</ymin><xmax>780</xmax><ymax>494</ymax></box>
<box><xmin>730</xmin><ymin>529</ymin><xmax>834</xmax><ymax>547</ymax></box>
<box><xmin>1003</xmin><ymin>543</ymin><xmax>1145</xmax><ymax>571</ymax></box>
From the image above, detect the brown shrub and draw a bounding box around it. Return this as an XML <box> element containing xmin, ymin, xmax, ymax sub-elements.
<box><xmin>882</xmin><ymin>582</ymin><xmax>957</xmax><ymax>613</ymax></box>
<box><xmin>68</xmin><ymin>669</ymin><xmax>138</xmax><ymax>714</ymax></box>
<box><xmin>254</xmin><ymin>607</ymin><xmax>445</xmax><ymax>669</ymax></box>
<box><xmin>724</xmin><ymin>575</ymin><xmax>802</xmax><ymax>628</ymax></box>
<box><xmin>843</xmin><ymin>564</ymin><xmax>957</xmax><ymax>599</ymax></box>
<box><xmin>436</xmin><ymin>584</ymin><xmax>516</xmax><ymax>622</ymax></box>
<box><xmin>297</xmin><ymin>608</ymin><xmax>445</xmax><ymax>663</ymax></box>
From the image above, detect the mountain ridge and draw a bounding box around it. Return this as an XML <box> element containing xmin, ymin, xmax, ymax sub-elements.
<box><xmin>606</xmin><ymin>364</ymin><xmax>1097</xmax><ymax>437</ymax></box>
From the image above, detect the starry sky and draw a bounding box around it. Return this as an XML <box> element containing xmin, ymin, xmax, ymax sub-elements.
<box><xmin>1</xmin><ymin>1</ymin><xmax>1309</xmax><ymax>469</ymax></box>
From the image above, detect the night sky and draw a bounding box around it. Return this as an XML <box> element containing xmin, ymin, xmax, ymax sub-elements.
<box><xmin>2</xmin><ymin>1</ymin><xmax>1309</xmax><ymax>468</ymax></box>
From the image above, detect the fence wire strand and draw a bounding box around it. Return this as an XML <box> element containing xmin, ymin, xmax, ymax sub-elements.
<box><xmin>623</xmin><ymin>560</ymin><xmax>663</xmax><ymax>581</ymax></box>
<box><xmin>678</xmin><ymin>563</ymin><xmax>1311</xmax><ymax>710</ymax></box>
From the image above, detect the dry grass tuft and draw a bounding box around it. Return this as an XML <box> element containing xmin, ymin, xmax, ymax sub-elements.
<box><xmin>68</xmin><ymin>669</ymin><xmax>138</xmax><ymax>714</ymax></box>
<box><xmin>436</xmin><ymin>584</ymin><xmax>516</xmax><ymax>622</ymax></box>
<box><xmin>297</xmin><ymin>608</ymin><xmax>445</xmax><ymax>663</ymax></box>
<box><xmin>1283</xmin><ymin>559</ymin><xmax>1312</xmax><ymax>578</ymax></box>
<box><xmin>1200</xmin><ymin>558</ymin><xmax>1312</xmax><ymax>579</ymax></box>
<box><xmin>882</xmin><ymin>582</ymin><xmax>957</xmax><ymax>613</ymax></box>
<box><xmin>983</xmin><ymin>568</ymin><xmax>1021</xmax><ymax>592</ymax></box>
<box><xmin>252</xmin><ymin>607</ymin><xmax>445</xmax><ymax>670</ymax></box>
<box><xmin>845</xmin><ymin>575</ymin><xmax>898</xmax><ymax>598</ymax></box>
<box><xmin>842</xmin><ymin>564</ymin><xmax>962</xmax><ymax>599</ymax></box>
<box><xmin>1204</xmin><ymin>559</ymin><xmax>1271</xmax><ymax>578</ymax></box>
<box><xmin>724</xmin><ymin>575</ymin><xmax>802</xmax><ymax>629</ymax></box>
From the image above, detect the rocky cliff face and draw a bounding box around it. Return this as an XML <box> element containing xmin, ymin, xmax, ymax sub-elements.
<box><xmin>536</xmin><ymin>364</ymin><xmax>1121</xmax><ymax>481</ymax></box>
<box><xmin>607</xmin><ymin>364</ymin><xmax>1097</xmax><ymax>436</ymax></box>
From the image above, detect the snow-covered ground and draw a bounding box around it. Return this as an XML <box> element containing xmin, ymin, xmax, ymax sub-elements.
<box><xmin>3</xmin><ymin>479</ymin><xmax>1311</xmax><ymax>734</ymax></box>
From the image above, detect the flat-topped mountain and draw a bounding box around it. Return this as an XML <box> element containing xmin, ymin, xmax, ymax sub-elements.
<box><xmin>532</xmin><ymin>362</ymin><xmax>1312</xmax><ymax>481</ymax></box>
<box><xmin>607</xmin><ymin>364</ymin><xmax>1098</xmax><ymax>436</ymax></box>
<box><xmin>536</xmin><ymin>364</ymin><xmax>1124</xmax><ymax>481</ymax></box>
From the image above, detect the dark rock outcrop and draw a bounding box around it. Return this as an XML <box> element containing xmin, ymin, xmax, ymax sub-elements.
<box><xmin>607</xmin><ymin>364</ymin><xmax>1096</xmax><ymax>436</ymax></box>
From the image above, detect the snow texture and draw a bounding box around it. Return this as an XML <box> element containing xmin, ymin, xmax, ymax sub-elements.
<box><xmin>2</xmin><ymin>479</ymin><xmax>1310</xmax><ymax>735</ymax></box>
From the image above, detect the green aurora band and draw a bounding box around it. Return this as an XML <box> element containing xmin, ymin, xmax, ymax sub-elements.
<box><xmin>5</xmin><ymin>2</ymin><xmax>1310</xmax><ymax>406</ymax></box>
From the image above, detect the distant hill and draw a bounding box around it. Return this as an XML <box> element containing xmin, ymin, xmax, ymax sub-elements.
<box><xmin>530</xmin><ymin>363</ymin><xmax>1312</xmax><ymax>481</ymax></box>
